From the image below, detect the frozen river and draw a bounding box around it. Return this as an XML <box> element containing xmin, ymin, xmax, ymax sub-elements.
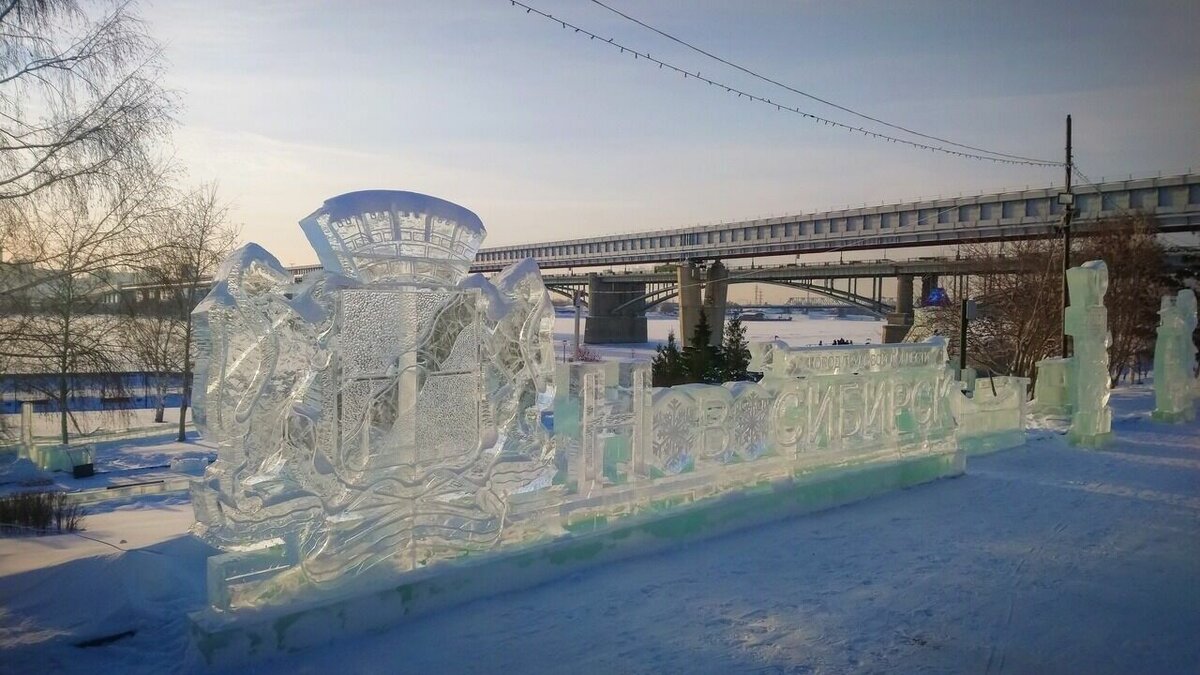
<box><xmin>552</xmin><ymin>314</ymin><xmax>885</xmax><ymax>361</ymax></box>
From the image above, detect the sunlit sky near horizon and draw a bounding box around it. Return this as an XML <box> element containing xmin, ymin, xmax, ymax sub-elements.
<box><xmin>144</xmin><ymin>0</ymin><xmax>1200</xmax><ymax>266</ymax></box>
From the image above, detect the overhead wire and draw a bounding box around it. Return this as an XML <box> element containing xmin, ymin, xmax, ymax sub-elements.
<box><xmin>584</xmin><ymin>0</ymin><xmax>1056</xmax><ymax>165</ymax></box>
<box><xmin>507</xmin><ymin>0</ymin><xmax>1063</xmax><ymax>167</ymax></box>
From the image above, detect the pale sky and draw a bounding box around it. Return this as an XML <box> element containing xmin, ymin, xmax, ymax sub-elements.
<box><xmin>143</xmin><ymin>0</ymin><xmax>1200</xmax><ymax>266</ymax></box>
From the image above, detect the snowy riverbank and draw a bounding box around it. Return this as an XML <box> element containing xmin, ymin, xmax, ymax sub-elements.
<box><xmin>1</xmin><ymin>385</ymin><xmax>1197</xmax><ymax>673</ymax></box>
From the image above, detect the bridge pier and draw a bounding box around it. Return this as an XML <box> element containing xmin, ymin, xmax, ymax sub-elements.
<box><xmin>883</xmin><ymin>274</ymin><xmax>915</xmax><ymax>343</ymax></box>
<box><xmin>583</xmin><ymin>275</ymin><xmax>648</xmax><ymax>344</ymax></box>
<box><xmin>703</xmin><ymin>261</ymin><xmax>729</xmax><ymax>347</ymax></box>
<box><xmin>677</xmin><ymin>263</ymin><xmax>704</xmax><ymax>347</ymax></box>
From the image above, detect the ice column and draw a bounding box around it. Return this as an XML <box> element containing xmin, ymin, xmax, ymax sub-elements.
<box><xmin>1152</xmin><ymin>289</ymin><xmax>1198</xmax><ymax>422</ymax></box>
<box><xmin>1064</xmin><ymin>260</ymin><xmax>1112</xmax><ymax>446</ymax></box>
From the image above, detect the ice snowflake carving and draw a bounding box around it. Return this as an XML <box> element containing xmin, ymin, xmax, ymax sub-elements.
<box><xmin>190</xmin><ymin>191</ymin><xmax>556</xmax><ymax>601</ymax></box>
<box><xmin>650</xmin><ymin>389</ymin><xmax>699</xmax><ymax>474</ymax></box>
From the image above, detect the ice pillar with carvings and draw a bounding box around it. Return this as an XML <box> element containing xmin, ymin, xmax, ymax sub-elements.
<box><xmin>1152</xmin><ymin>289</ymin><xmax>1198</xmax><ymax>422</ymax></box>
<box><xmin>1064</xmin><ymin>260</ymin><xmax>1112</xmax><ymax>446</ymax></box>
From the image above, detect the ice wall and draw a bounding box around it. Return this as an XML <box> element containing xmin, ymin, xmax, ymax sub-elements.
<box><xmin>190</xmin><ymin>190</ymin><xmax>976</xmax><ymax>616</ymax></box>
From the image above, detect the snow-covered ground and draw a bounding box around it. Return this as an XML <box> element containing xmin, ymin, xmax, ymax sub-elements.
<box><xmin>1</xmin><ymin>385</ymin><xmax>1198</xmax><ymax>674</ymax></box>
<box><xmin>1</xmin><ymin>408</ymin><xmax>193</xmax><ymax>442</ymax></box>
<box><xmin>553</xmin><ymin>315</ymin><xmax>886</xmax><ymax>361</ymax></box>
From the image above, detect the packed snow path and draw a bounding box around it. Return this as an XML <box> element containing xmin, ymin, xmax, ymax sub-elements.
<box><xmin>1</xmin><ymin>386</ymin><xmax>1197</xmax><ymax>674</ymax></box>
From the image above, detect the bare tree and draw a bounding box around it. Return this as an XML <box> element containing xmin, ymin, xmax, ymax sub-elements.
<box><xmin>924</xmin><ymin>237</ymin><xmax>1064</xmax><ymax>384</ymax></box>
<box><xmin>0</xmin><ymin>0</ymin><xmax>174</xmax><ymax>445</ymax></box>
<box><xmin>0</xmin><ymin>166</ymin><xmax>169</xmax><ymax>444</ymax></box>
<box><xmin>145</xmin><ymin>183</ymin><xmax>239</xmax><ymax>441</ymax></box>
<box><xmin>926</xmin><ymin>214</ymin><xmax>1168</xmax><ymax>387</ymax></box>
<box><xmin>1077</xmin><ymin>215</ymin><xmax>1167</xmax><ymax>384</ymax></box>
<box><xmin>122</xmin><ymin>302</ymin><xmax>183</xmax><ymax>423</ymax></box>
<box><xmin>0</xmin><ymin>0</ymin><xmax>173</xmax><ymax>209</ymax></box>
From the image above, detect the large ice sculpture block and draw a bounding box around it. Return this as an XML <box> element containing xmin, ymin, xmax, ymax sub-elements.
<box><xmin>1065</xmin><ymin>260</ymin><xmax>1112</xmax><ymax>446</ymax></box>
<box><xmin>744</xmin><ymin>338</ymin><xmax>958</xmax><ymax>456</ymax></box>
<box><xmin>191</xmin><ymin>191</ymin><xmax>558</xmax><ymax>608</ymax></box>
<box><xmin>952</xmin><ymin>376</ymin><xmax>1029</xmax><ymax>454</ymax></box>
<box><xmin>1032</xmin><ymin>357</ymin><xmax>1072</xmax><ymax>417</ymax></box>
<box><xmin>1153</xmin><ymin>289</ymin><xmax>1198</xmax><ymax>422</ymax></box>
<box><xmin>191</xmin><ymin>189</ymin><xmax>972</xmax><ymax>633</ymax></box>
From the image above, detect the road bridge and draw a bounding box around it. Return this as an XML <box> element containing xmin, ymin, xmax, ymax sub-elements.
<box><xmin>471</xmin><ymin>172</ymin><xmax>1200</xmax><ymax>273</ymax></box>
<box><xmin>544</xmin><ymin>257</ymin><xmax>1027</xmax><ymax>345</ymax></box>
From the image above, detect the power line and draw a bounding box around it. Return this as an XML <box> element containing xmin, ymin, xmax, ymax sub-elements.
<box><xmin>507</xmin><ymin>0</ymin><xmax>1063</xmax><ymax>167</ymax></box>
<box><xmin>586</xmin><ymin>0</ymin><xmax>1057</xmax><ymax>165</ymax></box>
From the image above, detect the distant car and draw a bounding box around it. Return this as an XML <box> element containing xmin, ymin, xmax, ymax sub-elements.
<box><xmin>737</xmin><ymin>311</ymin><xmax>792</xmax><ymax>322</ymax></box>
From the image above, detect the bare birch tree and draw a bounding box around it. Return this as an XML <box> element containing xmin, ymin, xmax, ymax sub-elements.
<box><xmin>144</xmin><ymin>183</ymin><xmax>238</xmax><ymax>441</ymax></box>
<box><xmin>0</xmin><ymin>167</ymin><xmax>170</xmax><ymax>444</ymax></box>
<box><xmin>1077</xmin><ymin>215</ymin><xmax>1167</xmax><ymax>383</ymax></box>
<box><xmin>0</xmin><ymin>0</ymin><xmax>173</xmax><ymax>209</ymax></box>
<box><xmin>926</xmin><ymin>214</ymin><xmax>1167</xmax><ymax>386</ymax></box>
<box><xmin>0</xmin><ymin>0</ymin><xmax>173</xmax><ymax>445</ymax></box>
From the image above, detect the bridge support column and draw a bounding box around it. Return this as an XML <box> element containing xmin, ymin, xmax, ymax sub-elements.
<box><xmin>583</xmin><ymin>275</ymin><xmax>648</xmax><ymax>344</ymax></box>
<box><xmin>677</xmin><ymin>263</ymin><xmax>703</xmax><ymax>348</ymax></box>
<box><xmin>703</xmin><ymin>260</ymin><xmax>729</xmax><ymax>346</ymax></box>
<box><xmin>883</xmin><ymin>274</ymin><xmax>915</xmax><ymax>343</ymax></box>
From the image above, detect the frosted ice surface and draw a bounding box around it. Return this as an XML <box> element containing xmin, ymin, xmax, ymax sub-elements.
<box><xmin>1065</xmin><ymin>260</ymin><xmax>1112</xmax><ymax>446</ymax></box>
<box><xmin>951</xmin><ymin>376</ymin><xmax>1029</xmax><ymax>454</ymax></box>
<box><xmin>192</xmin><ymin>191</ymin><xmax>973</xmax><ymax>614</ymax></box>
<box><xmin>1153</xmin><ymin>289</ymin><xmax>1197</xmax><ymax>421</ymax></box>
<box><xmin>1032</xmin><ymin>357</ymin><xmax>1072</xmax><ymax>417</ymax></box>
<box><xmin>192</xmin><ymin>192</ymin><xmax>558</xmax><ymax>606</ymax></box>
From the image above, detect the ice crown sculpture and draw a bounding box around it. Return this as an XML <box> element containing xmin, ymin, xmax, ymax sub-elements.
<box><xmin>300</xmin><ymin>190</ymin><xmax>486</xmax><ymax>286</ymax></box>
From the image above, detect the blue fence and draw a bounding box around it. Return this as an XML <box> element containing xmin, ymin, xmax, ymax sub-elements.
<box><xmin>0</xmin><ymin>372</ymin><xmax>188</xmax><ymax>415</ymax></box>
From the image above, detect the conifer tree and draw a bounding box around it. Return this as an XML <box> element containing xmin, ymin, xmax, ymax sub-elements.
<box><xmin>721</xmin><ymin>315</ymin><xmax>752</xmax><ymax>381</ymax></box>
<box><xmin>651</xmin><ymin>331</ymin><xmax>686</xmax><ymax>387</ymax></box>
<box><xmin>682</xmin><ymin>310</ymin><xmax>725</xmax><ymax>383</ymax></box>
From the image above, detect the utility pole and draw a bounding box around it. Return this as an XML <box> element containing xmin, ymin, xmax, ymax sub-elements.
<box><xmin>1060</xmin><ymin>114</ymin><xmax>1074</xmax><ymax>359</ymax></box>
<box><xmin>572</xmin><ymin>289</ymin><xmax>582</xmax><ymax>354</ymax></box>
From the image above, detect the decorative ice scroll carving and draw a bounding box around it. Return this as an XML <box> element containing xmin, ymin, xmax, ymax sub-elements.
<box><xmin>1152</xmin><ymin>289</ymin><xmax>1198</xmax><ymax>422</ymax></box>
<box><xmin>1065</xmin><ymin>260</ymin><xmax>1112</xmax><ymax>446</ymax></box>
<box><xmin>191</xmin><ymin>191</ymin><xmax>557</xmax><ymax>606</ymax></box>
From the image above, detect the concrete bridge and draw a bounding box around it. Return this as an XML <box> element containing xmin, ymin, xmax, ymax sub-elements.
<box><xmin>471</xmin><ymin>172</ymin><xmax>1200</xmax><ymax>273</ymax></box>
<box><xmin>544</xmin><ymin>257</ymin><xmax>1027</xmax><ymax>346</ymax></box>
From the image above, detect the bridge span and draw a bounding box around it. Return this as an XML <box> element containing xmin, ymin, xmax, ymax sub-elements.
<box><xmin>545</xmin><ymin>257</ymin><xmax>1025</xmax><ymax>346</ymax></box>
<box><xmin>471</xmin><ymin>172</ymin><xmax>1200</xmax><ymax>273</ymax></box>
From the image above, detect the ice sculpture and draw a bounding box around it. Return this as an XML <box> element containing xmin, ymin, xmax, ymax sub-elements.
<box><xmin>1152</xmin><ymin>289</ymin><xmax>1198</xmax><ymax>421</ymax></box>
<box><xmin>1064</xmin><ymin>260</ymin><xmax>1112</xmax><ymax>446</ymax></box>
<box><xmin>190</xmin><ymin>189</ymin><xmax>974</xmax><ymax>629</ymax></box>
<box><xmin>951</xmin><ymin>376</ymin><xmax>1029</xmax><ymax>454</ymax></box>
<box><xmin>552</xmin><ymin>361</ymin><xmax>651</xmax><ymax>490</ymax></box>
<box><xmin>191</xmin><ymin>191</ymin><xmax>557</xmax><ymax>607</ymax></box>
<box><xmin>1031</xmin><ymin>357</ymin><xmax>1072</xmax><ymax>417</ymax></box>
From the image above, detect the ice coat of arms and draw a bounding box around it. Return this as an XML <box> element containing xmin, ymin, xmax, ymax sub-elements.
<box><xmin>190</xmin><ymin>191</ymin><xmax>557</xmax><ymax>594</ymax></box>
